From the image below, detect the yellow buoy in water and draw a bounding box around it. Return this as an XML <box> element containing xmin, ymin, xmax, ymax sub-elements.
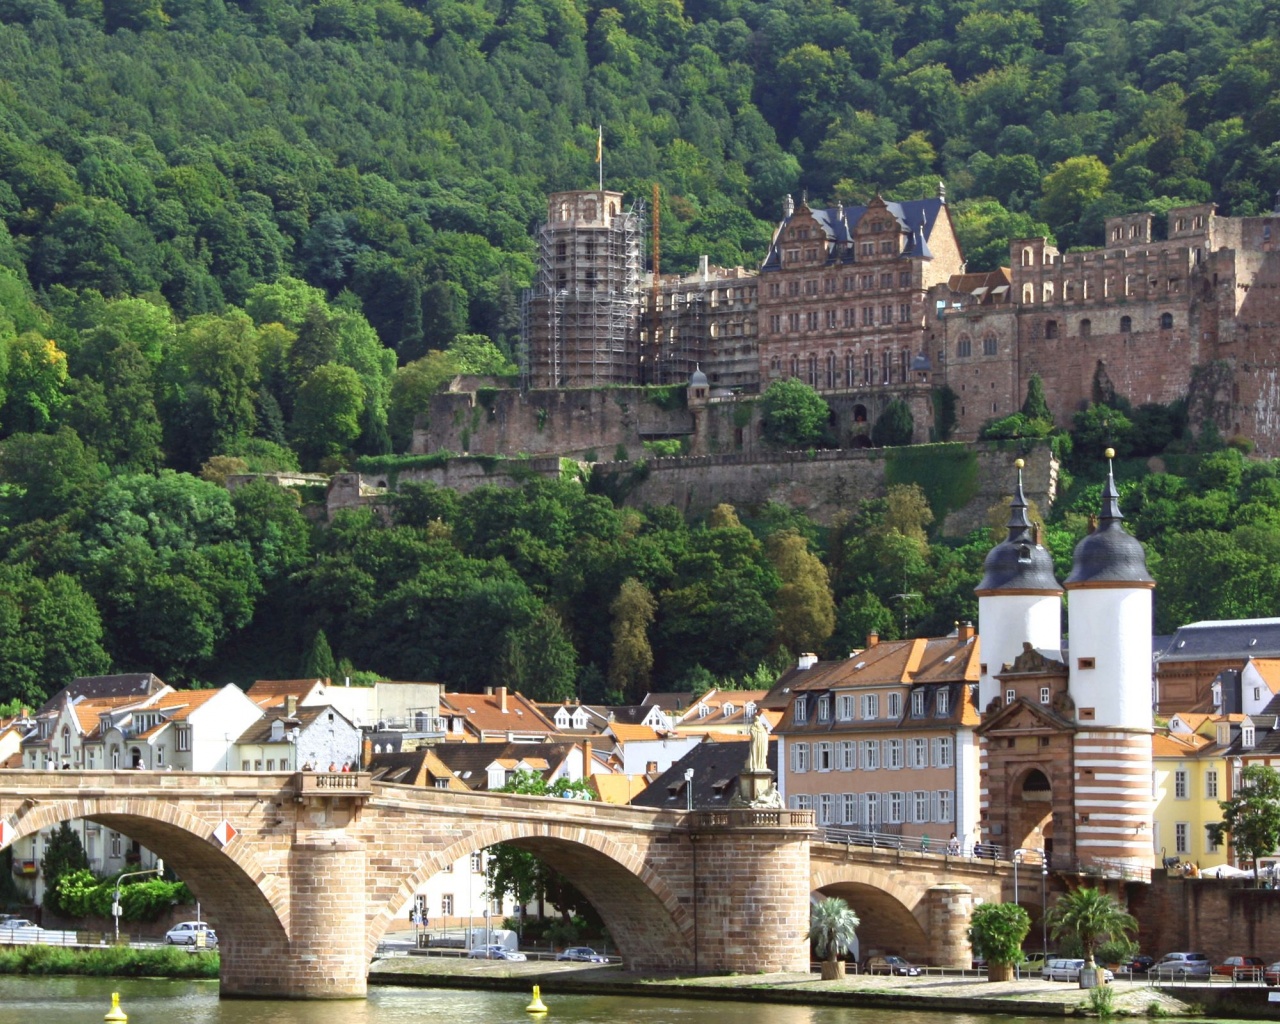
<box><xmin>104</xmin><ymin>992</ymin><xmax>128</xmax><ymax>1023</ymax></box>
<box><xmin>526</xmin><ymin>984</ymin><xmax>548</xmax><ymax>1014</ymax></box>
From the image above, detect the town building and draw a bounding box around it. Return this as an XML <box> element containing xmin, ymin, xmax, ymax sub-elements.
<box><xmin>774</xmin><ymin>633</ymin><xmax>981</xmax><ymax>844</ymax></box>
<box><xmin>1151</xmin><ymin>726</ymin><xmax>1227</xmax><ymax>869</ymax></box>
<box><xmin>1154</xmin><ymin>620</ymin><xmax>1280</xmax><ymax>715</ymax></box>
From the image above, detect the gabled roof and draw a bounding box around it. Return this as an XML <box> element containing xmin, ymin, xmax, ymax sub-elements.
<box><xmin>1152</xmin><ymin>730</ymin><xmax>1212</xmax><ymax>758</ymax></box>
<box><xmin>642</xmin><ymin>692</ymin><xmax>695</xmax><ymax>712</ymax></box>
<box><xmin>245</xmin><ymin>678</ymin><xmax>327</xmax><ymax>708</ymax></box>
<box><xmin>631</xmin><ymin>735</ymin><xmax>773</xmax><ymax>811</ymax></box>
<box><xmin>236</xmin><ymin>705</ymin><xmax>350</xmax><ymax>746</ymax></box>
<box><xmin>439</xmin><ymin>689</ymin><xmax>558</xmax><ymax>738</ymax></box>
<box><xmin>762</xmin><ymin>197</ymin><xmax>947</xmax><ymax>271</ymax></box>
<box><xmin>975</xmin><ymin>692</ymin><xmax>1075</xmax><ymax>736</ymax></box>
<box><xmin>427</xmin><ymin>740</ymin><xmax>579</xmax><ymax>791</ymax></box>
<box><xmin>590</xmin><ymin>773</ymin><xmax>650</xmax><ymax>805</ymax></box>
<box><xmin>367</xmin><ymin>748</ymin><xmax>469</xmax><ymax>790</ymax></box>
<box><xmin>605</xmin><ymin>722</ymin><xmax>664</xmax><ymax>744</ymax></box>
<box><xmin>1158</xmin><ymin>619</ymin><xmax>1280</xmax><ymax>663</ymax></box>
<box><xmin>42</xmin><ymin>673</ymin><xmax>167</xmax><ymax>713</ymax></box>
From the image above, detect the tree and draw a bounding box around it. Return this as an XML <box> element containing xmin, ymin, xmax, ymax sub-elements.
<box><xmin>40</xmin><ymin>821</ymin><xmax>89</xmax><ymax>916</ymax></box>
<box><xmin>871</xmin><ymin>400</ymin><xmax>914</xmax><ymax>447</ymax></box>
<box><xmin>609</xmin><ymin>577</ymin><xmax>656</xmax><ymax>702</ymax></box>
<box><xmin>1022</xmin><ymin>374</ymin><xmax>1052</xmax><ymax>422</ymax></box>
<box><xmin>1208</xmin><ymin>764</ymin><xmax>1280</xmax><ymax>884</ymax></box>
<box><xmin>291</xmin><ymin>363</ymin><xmax>365</xmax><ymax>464</ymax></box>
<box><xmin>767</xmin><ymin>530</ymin><xmax>835</xmax><ymax>654</ymax></box>
<box><xmin>299</xmin><ymin>628</ymin><xmax>337</xmax><ymax>680</ymax></box>
<box><xmin>809</xmin><ymin>897</ymin><xmax>859</xmax><ymax>980</ymax></box>
<box><xmin>760</xmin><ymin>379</ymin><xmax>829</xmax><ymax>448</ymax></box>
<box><xmin>968</xmin><ymin>902</ymin><xmax>1031</xmax><ymax>981</ymax></box>
<box><xmin>1047</xmin><ymin>887</ymin><xmax>1137</xmax><ymax>968</ymax></box>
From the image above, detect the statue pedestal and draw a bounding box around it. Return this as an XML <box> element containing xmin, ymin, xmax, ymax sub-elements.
<box><xmin>731</xmin><ymin>770</ymin><xmax>778</xmax><ymax>807</ymax></box>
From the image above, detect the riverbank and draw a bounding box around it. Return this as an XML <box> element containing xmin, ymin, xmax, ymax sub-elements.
<box><xmin>0</xmin><ymin>945</ymin><xmax>218</xmax><ymax>979</ymax></box>
<box><xmin>367</xmin><ymin>956</ymin><xmax>1203</xmax><ymax>1017</ymax></box>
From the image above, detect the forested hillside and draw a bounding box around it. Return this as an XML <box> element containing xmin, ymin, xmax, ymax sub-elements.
<box><xmin>0</xmin><ymin>0</ymin><xmax>1278</xmax><ymax>703</ymax></box>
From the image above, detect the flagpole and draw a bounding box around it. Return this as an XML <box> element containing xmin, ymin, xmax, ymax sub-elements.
<box><xmin>597</xmin><ymin>125</ymin><xmax>603</xmax><ymax>191</ymax></box>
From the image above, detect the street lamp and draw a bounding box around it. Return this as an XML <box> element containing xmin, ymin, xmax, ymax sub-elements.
<box><xmin>1013</xmin><ymin>848</ymin><xmax>1025</xmax><ymax>906</ymax></box>
<box><xmin>113</xmin><ymin>858</ymin><xmax>163</xmax><ymax>944</ymax></box>
<box><xmin>1041</xmin><ymin>862</ymin><xmax>1049</xmax><ymax>956</ymax></box>
<box><xmin>684</xmin><ymin>768</ymin><xmax>694</xmax><ymax>812</ymax></box>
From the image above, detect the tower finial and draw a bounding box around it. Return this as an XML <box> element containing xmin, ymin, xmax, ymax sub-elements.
<box><xmin>1100</xmin><ymin>448</ymin><xmax>1122</xmax><ymax>522</ymax></box>
<box><xmin>1006</xmin><ymin>458</ymin><xmax>1032</xmax><ymax>542</ymax></box>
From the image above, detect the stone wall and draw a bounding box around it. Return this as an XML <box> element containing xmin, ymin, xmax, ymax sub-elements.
<box><xmin>1128</xmin><ymin>871</ymin><xmax>1280</xmax><ymax>962</ymax></box>
<box><xmin>592</xmin><ymin>441</ymin><xmax>1057</xmax><ymax>537</ymax></box>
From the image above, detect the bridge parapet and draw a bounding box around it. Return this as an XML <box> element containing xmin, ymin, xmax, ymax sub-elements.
<box><xmin>689</xmin><ymin>809</ymin><xmax>816</xmax><ymax>832</ymax></box>
<box><xmin>296</xmin><ymin>771</ymin><xmax>373</xmax><ymax>797</ymax></box>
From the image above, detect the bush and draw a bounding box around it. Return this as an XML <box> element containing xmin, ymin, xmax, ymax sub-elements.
<box><xmin>871</xmin><ymin>400</ymin><xmax>915</xmax><ymax>447</ymax></box>
<box><xmin>968</xmin><ymin>902</ymin><xmax>1031</xmax><ymax>966</ymax></box>
<box><xmin>760</xmin><ymin>379</ymin><xmax>830</xmax><ymax>448</ymax></box>
<box><xmin>0</xmin><ymin>944</ymin><xmax>218</xmax><ymax>979</ymax></box>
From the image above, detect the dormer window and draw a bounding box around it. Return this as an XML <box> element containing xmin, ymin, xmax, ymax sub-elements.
<box><xmin>817</xmin><ymin>696</ymin><xmax>830</xmax><ymax>722</ymax></box>
<box><xmin>745</xmin><ymin>701</ymin><xmax>757</xmax><ymax>719</ymax></box>
<box><xmin>794</xmin><ymin>696</ymin><xmax>808</xmax><ymax>724</ymax></box>
<box><xmin>936</xmin><ymin>690</ymin><xmax>950</xmax><ymax>715</ymax></box>
<box><xmin>555</xmin><ymin>709</ymin><xmax>570</xmax><ymax>727</ymax></box>
<box><xmin>698</xmin><ymin>704</ymin><xmax>710</xmax><ymax>719</ymax></box>
<box><xmin>723</xmin><ymin>703</ymin><xmax>735</xmax><ymax>717</ymax></box>
<box><xmin>573</xmin><ymin>710</ymin><xmax>587</xmax><ymax>728</ymax></box>
<box><xmin>1217</xmin><ymin>723</ymin><xmax>1231</xmax><ymax>745</ymax></box>
<box><xmin>1243</xmin><ymin>724</ymin><xmax>1256</xmax><ymax>748</ymax></box>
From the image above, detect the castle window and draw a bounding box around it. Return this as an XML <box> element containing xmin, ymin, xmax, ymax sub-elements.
<box><xmin>808</xmin><ymin>353</ymin><xmax>818</xmax><ymax>385</ymax></box>
<box><xmin>826</xmin><ymin>309</ymin><xmax>838</xmax><ymax>329</ymax></box>
<box><xmin>863</xmin><ymin>352</ymin><xmax>873</xmax><ymax>383</ymax></box>
<box><xmin>1078</xmin><ymin>707</ymin><xmax>1096</xmax><ymax>721</ymax></box>
<box><xmin>1079</xmin><ymin>318</ymin><xmax>1091</xmax><ymax>338</ymax></box>
<box><xmin>1064</xmin><ymin>280</ymin><xmax>1075</xmax><ymax>300</ymax></box>
<box><xmin>983</xmin><ymin>334</ymin><xmax>997</xmax><ymax>356</ymax></box>
<box><xmin>1044</xmin><ymin>320</ymin><xmax>1058</xmax><ymax>340</ymax></box>
<box><xmin>1077</xmin><ymin>657</ymin><xmax>1095</xmax><ymax>670</ymax></box>
<box><xmin>1042</xmin><ymin>282</ymin><xmax>1054</xmax><ymax>301</ymax></box>
<box><xmin>826</xmin><ymin>352</ymin><xmax>836</xmax><ymax>389</ymax></box>
<box><xmin>1021</xmin><ymin>248</ymin><xmax>1032</xmax><ymax>266</ymax></box>
<box><xmin>1022</xmin><ymin>284</ymin><xmax>1034</xmax><ymax>303</ymax></box>
<box><xmin>790</xmin><ymin>356</ymin><xmax>799</xmax><ymax>378</ymax></box>
<box><xmin>845</xmin><ymin>352</ymin><xmax>855</xmax><ymax>387</ymax></box>
<box><xmin>957</xmin><ymin>335</ymin><xmax>972</xmax><ymax>358</ymax></box>
<box><xmin>1120</xmin><ymin>315</ymin><xmax>1131</xmax><ymax>333</ymax></box>
<box><xmin>1160</xmin><ymin>312</ymin><xmax>1173</xmax><ymax>329</ymax></box>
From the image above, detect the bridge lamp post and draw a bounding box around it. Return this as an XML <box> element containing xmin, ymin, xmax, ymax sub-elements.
<box><xmin>1012</xmin><ymin>848</ymin><xmax>1025</xmax><ymax>906</ymax></box>
<box><xmin>113</xmin><ymin>859</ymin><xmax>163</xmax><ymax>944</ymax></box>
<box><xmin>1041</xmin><ymin>862</ymin><xmax>1048</xmax><ymax>956</ymax></box>
<box><xmin>684</xmin><ymin>769</ymin><xmax>694</xmax><ymax>812</ymax></box>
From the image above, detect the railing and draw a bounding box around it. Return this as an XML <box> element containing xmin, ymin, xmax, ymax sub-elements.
<box><xmin>819</xmin><ymin>827</ymin><xmax>1003</xmax><ymax>860</ymax></box>
<box><xmin>689</xmin><ymin>809</ymin><xmax>815</xmax><ymax>830</ymax></box>
<box><xmin>296</xmin><ymin>771</ymin><xmax>373</xmax><ymax>796</ymax></box>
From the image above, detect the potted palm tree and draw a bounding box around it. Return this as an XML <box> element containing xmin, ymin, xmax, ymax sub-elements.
<box><xmin>810</xmin><ymin>897</ymin><xmax>859</xmax><ymax>980</ymax></box>
<box><xmin>1047</xmin><ymin>887</ymin><xmax>1137</xmax><ymax>989</ymax></box>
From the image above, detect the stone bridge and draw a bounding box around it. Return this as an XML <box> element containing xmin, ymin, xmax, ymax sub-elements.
<box><xmin>0</xmin><ymin>772</ymin><xmax>1015</xmax><ymax>998</ymax></box>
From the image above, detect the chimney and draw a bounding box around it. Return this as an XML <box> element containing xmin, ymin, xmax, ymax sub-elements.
<box><xmin>867</xmin><ymin>631</ymin><xmax>879</xmax><ymax>647</ymax></box>
<box><xmin>286</xmin><ymin>695</ymin><xmax>297</xmax><ymax>718</ymax></box>
<box><xmin>362</xmin><ymin>736</ymin><xmax>373</xmax><ymax>768</ymax></box>
<box><xmin>957</xmin><ymin>621</ymin><xmax>975</xmax><ymax>642</ymax></box>
<box><xmin>797</xmin><ymin>653</ymin><xmax>818</xmax><ymax>670</ymax></box>
<box><xmin>498</xmin><ymin>686</ymin><xmax>508</xmax><ymax>714</ymax></box>
<box><xmin>582</xmin><ymin>740</ymin><xmax>593</xmax><ymax>778</ymax></box>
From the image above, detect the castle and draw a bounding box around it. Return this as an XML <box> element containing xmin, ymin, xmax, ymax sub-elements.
<box><xmin>512</xmin><ymin>188</ymin><xmax>1280</xmax><ymax>455</ymax></box>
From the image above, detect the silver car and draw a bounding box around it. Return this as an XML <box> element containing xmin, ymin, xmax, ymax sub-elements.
<box><xmin>1042</xmin><ymin>958</ymin><xmax>1114</xmax><ymax>982</ymax></box>
<box><xmin>164</xmin><ymin>921</ymin><xmax>218</xmax><ymax>947</ymax></box>
<box><xmin>1152</xmin><ymin>952</ymin><xmax>1211</xmax><ymax>978</ymax></box>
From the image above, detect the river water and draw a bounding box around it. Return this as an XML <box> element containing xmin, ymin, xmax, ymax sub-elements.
<box><xmin>0</xmin><ymin>977</ymin><xmax>1073</xmax><ymax>1024</ymax></box>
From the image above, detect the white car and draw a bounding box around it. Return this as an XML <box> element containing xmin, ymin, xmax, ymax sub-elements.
<box><xmin>468</xmin><ymin>944</ymin><xmax>526</xmax><ymax>961</ymax></box>
<box><xmin>1041</xmin><ymin>958</ymin><xmax>1114</xmax><ymax>982</ymax></box>
<box><xmin>164</xmin><ymin>921</ymin><xmax>218</xmax><ymax>947</ymax></box>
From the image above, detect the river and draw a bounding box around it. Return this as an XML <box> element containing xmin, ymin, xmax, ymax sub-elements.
<box><xmin>0</xmin><ymin>977</ymin><xmax>1079</xmax><ymax>1024</ymax></box>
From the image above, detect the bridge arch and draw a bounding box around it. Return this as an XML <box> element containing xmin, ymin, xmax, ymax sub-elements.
<box><xmin>7</xmin><ymin>797</ymin><xmax>291</xmax><ymax>992</ymax></box>
<box><xmin>810</xmin><ymin>863</ymin><xmax>932</xmax><ymax>963</ymax></box>
<box><xmin>367</xmin><ymin>819</ymin><xmax>694</xmax><ymax>969</ymax></box>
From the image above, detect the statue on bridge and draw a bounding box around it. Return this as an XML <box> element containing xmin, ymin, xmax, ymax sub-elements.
<box><xmin>732</xmin><ymin>715</ymin><xmax>779</xmax><ymax>807</ymax></box>
<box><xmin>748</xmin><ymin>714</ymin><xmax>769</xmax><ymax>774</ymax></box>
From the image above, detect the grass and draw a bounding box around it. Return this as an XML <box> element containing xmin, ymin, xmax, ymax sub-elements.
<box><xmin>0</xmin><ymin>944</ymin><xmax>219</xmax><ymax>979</ymax></box>
<box><xmin>1085</xmin><ymin>983</ymin><xmax>1115</xmax><ymax>1017</ymax></box>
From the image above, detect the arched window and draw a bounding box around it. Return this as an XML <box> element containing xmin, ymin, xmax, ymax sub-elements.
<box><xmin>983</xmin><ymin>334</ymin><xmax>998</xmax><ymax>356</ymax></box>
<box><xmin>853</xmin><ymin>404</ymin><xmax>868</xmax><ymax>423</ymax></box>
<box><xmin>845</xmin><ymin>352</ymin><xmax>855</xmax><ymax>388</ymax></box>
<box><xmin>62</xmin><ymin>727</ymin><xmax>71</xmax><ymax>756</ymax></box>
<box><xmin>807</xmin><ymin>353</ymin><xmax>818</xmax><ymax>385</ymax></box>
<box><xmin>1160</xmin><ymin>312</ymin><xmax>1173</xmax><ymax>329</ymax></box>
<box><xmin>1064</xmin><ymin>280</ymin><xmax>1075</xmax><ymax>301</ymax></box>
<box><xmin>1021</xmin><ymin>248</ymin><xmax>1032</xmax><ymax>267</ymax></box>
<box><xmin>1022</xmin><ymin>284</ymin><xmax>1034</xmax><ymax>303</ymax></box>
<box><xmin>1042</xmin><ymin>282</ymin><xmax>1054</xmax><ymax>302</ymax></box>
<box><xmin>1044</xmin><ymin>320</ymin><xmax>1058</xmax><ymax>340</ymax></box>
<box><xmin>956</xmin><ymin>335</ymin><xmax>972</xmax><ymax>358</ymax></box>
<box><xmin>770</xmin><ymin>356</ymin><xmax>780</xmax><ymax>373</ymax></box>
<box><xmin>1079</xmin><ymin>319</ymin><xmax>1091</xmax><ymax>338</ymax></box>
<box><xmin>826</xmin><ymin>352</ymin><xmax>836</xmax><ymax>389</ymax></box>
<box><xmin>1119</xmin><ymin>316</ymin><xmax>1132</xmax><ymax>333</ymax></box>
<box><xmin>790</xmin><ymin>355</ymin><xmax>799</xmax><ymax>378</ymax></box>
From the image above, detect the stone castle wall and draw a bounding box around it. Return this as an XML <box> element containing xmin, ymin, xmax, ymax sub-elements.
<box><xmin>593</xmin><ymin>441</ymin><xmax>1056</xmax><ymax>537</ymax></box>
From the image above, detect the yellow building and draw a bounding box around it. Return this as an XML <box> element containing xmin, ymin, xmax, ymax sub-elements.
<box><xmin>1151</xmin><ymin>728</ymin><xmax>1228</xmax><ymax>870</ymax></box>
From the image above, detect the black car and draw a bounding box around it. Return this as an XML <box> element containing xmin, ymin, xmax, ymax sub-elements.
<box><xmin>1127</xmin><ymin>955</ymin><xmax>1155</xmax><ymax>974</ymax></box>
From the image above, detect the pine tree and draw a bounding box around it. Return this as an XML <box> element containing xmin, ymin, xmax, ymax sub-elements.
<box><xmin>609</xmin><ymin>578</ymin><xmax>656</xmax><ymax>702</ymax></box>
<box><xmin>40</xmin><ymin>821</ymin><xmax>89</xmax><ymax>916</ymax></box>
<box><xmin>1022</xmin><ymin>373</ymin><xmax>1052</xmax><ymax>421</ymax></box>
<box><xmin>871</xmin><ymin>400</ymin><xmax>915</xmax><ymax>447</ymax></box>
<box><xmin>299</xmin><ymin>628</ymin><xmax>337</xmax><ymax>681</ymax></box>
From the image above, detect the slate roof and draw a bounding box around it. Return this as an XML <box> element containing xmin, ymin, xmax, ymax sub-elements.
<box><xmin>1158</xmin><ymin>619</ymin><xmax>1280</xmax><ymax>663</ymax></box>
<box><xmin>641</xmin><ymin>692</ymin><xmax>696</xmax><ymax>713</ymax></box>
<box><xmin>631</xmin><ymin>735</ymin><xmax>774</xmax><ymax>812</ymax></box>
<box><xmin>1065</xmin><ymin>464</ymin><xmax>1153</xmax><ymax>586</ymax></box>
<box><xmin>367</xmin><ymin>748</ymin><xmax>468</xmax><ymax>790</ymax></box>
<box><xmin>976</xmin><ymin>465</ymin><xmax>1061</xmax><ymax>594</ymax></box>
<box><xmin>761</xmin><ymin>198</ymin><xmax>946</xmax><ymax>271</ymax></box>
<box><xmin>235</xmin><ymin>705</ymin><xmax>342</xmax><ymax>745</ymax></box>
<box><xmin>42</xmin><ymin>673</ymin><xmax>167</xmax><ymax>713</ymax></box>
<box><xmin>426</xmin><ymin>740</ymin><xmax>579</xmax><ymax>791</ymax></box>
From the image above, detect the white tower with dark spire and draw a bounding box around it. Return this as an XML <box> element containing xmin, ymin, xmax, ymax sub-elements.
<box><xmin>1064</xmin><ymin>449</ymin><xmax>1155</xmax><ymax>868</ymax></box>
<box><xmin>975</xmin><ymin>458</ymin><xmax>1064</xmax><ymax>712</ymax></box>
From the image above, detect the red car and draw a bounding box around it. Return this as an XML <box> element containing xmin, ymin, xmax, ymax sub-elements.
<box><xmin>1214</xmin><ymin>956</ymin><xmax>1265</xmax><ymax>978</ymax></box>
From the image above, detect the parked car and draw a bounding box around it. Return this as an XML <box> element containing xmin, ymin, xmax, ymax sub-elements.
<box><xmin>1214</xmin><ymin>956</ymin><xmax>1266</xmax><ymax>978</ymax></box>
<box><xmin>468</xmin><ymin>944</ymin><xmax>527</xmax><ymax>961</ymax></box>
<box><xmin>164</xmin><ymin>921</ymin><xmax>218</xmax><ymax>947</ymax></box>
<box><xmin>1041</xmin><ymin>958</ymin><xmax>1115</xmax><ymax>983</ymax></box>
<box><xmin>1021</xmin><ymin>952</ymin><xmax>1053</xmax><ymax>966</ymax></box>
<box><xmin>1126</xmin><ymin>955</ymin><xmax>1155</xmax><ymax>974</ymax></box>
<box><xmin>0</xmin><ymin>919</ymin><xmax>40</xmax><ymax>931</ymax></box>
<box><xmin>555</xmin><ymin>947</ymin><xmax>608</xmax><ymax>962</ymax></box>
<box><xmin>1263</xmin><ymin>961</ymin><xmax>1280</xmax><ymax>986</ymax></box>
<box><xmin>865</xmin><ymin>955</ymin><xmax>923</xmax><ymax>976</ymax></box>
<box><xmin>1151</xmin><ymin>952</ymin><xmax>1211</xmax><ymax>978</ymax></box>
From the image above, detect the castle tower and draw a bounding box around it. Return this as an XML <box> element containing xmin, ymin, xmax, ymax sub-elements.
<box><xmin>1064</xmin><ymin>449</ymin><xmax>1155</xmax><ymax>869</ymax></box>
<box><xmin>974</xmin><ymin>458</ymin><xmax>1063</xmax><ymax>712</ymax></box>
<box><xmin>521</xmin><ymin>190</ymin><xmax>643</xmax><ymax>389</ymax></box>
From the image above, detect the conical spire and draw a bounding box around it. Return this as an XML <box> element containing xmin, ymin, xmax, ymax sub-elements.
<box><xmin>1065</xmin><ymin>447</ymin><xmax>1153</xmax><ymax>586</ymax></box>
<box><xmin>1006</xmin><ymin>458</ymin><xmax>1033</xmax><ymax>542</ymax></box>
<box><xmin>1099</xmin><ymin>447</ymin><xmax>1123</xmax><ymax>523</ymax></box>
<box><xmin>976</xmin><ymin>458</ymin><xmax>1061</xmax><ymax>595</ymax></box>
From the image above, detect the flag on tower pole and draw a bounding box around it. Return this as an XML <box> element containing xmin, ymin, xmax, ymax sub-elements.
<box><xmin>596</xmin><ymin>125</ymin><xmax>603</xmax><ymax>191</ymax></box>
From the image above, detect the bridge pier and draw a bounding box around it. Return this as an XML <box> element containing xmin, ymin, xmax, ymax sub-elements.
<box><xmin>925</xmin><ymin>883</ymin><xmax>977</xmax><ymax>968</ymax></box>
<box><xmin>222</xmin><ymin>830</ymin><xmax>368</xmax><ymax>999</ymax></box>
<box><xmin>688</xmin><ymin>810</ymin><xmax>814</xmax><ymax>973</ymax></box>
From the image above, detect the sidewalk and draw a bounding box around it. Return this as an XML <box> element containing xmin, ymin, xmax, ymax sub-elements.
<box><xmin>368</xmin><ymin>956</ymin><xmax>1198</xmax><ymax>1017</ymax></box>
